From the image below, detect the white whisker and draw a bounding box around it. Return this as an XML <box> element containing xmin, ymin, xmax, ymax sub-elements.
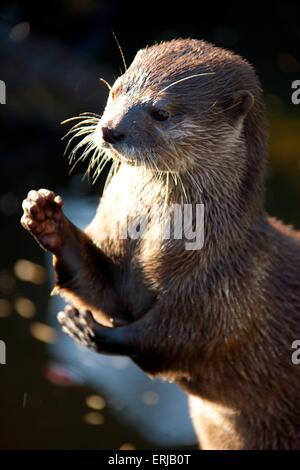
<box><xmin>112</xmin><ymin>30</ymin><xmax>127</xmax><ymax>72</ymax></box>
<box><xmin>99</xmin><ymin>78</ymin><xmax>112</xmax><ymax>91</ymax></box>
<box><xmin>158</xmin><ymin>72</ymin><xmax>215</xmax><ymax>96</ymax></box>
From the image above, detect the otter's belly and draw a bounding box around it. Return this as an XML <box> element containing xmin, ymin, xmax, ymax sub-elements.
<box><xmin>189</xmin><ymin>395</ymin><xmax>244</xmax><ymax>450</ymax></box>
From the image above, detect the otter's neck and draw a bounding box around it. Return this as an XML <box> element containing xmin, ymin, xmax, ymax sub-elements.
<box><xmin>113</xmin><ymin>136</ymin><xmax>268</xmax><ymax>265</ymax></box>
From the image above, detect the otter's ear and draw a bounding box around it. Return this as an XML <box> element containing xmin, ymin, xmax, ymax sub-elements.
<box><xmin>223</xmin><ymin>91</ymin><xmax>254</xmax><ymax>121</ymax></box>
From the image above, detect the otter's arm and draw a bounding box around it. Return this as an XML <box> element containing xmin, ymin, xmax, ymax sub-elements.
<box><xmin>21</xmin><ymin>189</ymin><xmax>123</xmax><ymax>319</ymax></box>
<box><xmin>52</xmin><ymin>223</ymin><xmax>122</xmax><ymax>318</ymax></box>
<box><xmin>57</xmin><ymin>299</ymin><xmax>195</xmax><ymax>375</ymax></box>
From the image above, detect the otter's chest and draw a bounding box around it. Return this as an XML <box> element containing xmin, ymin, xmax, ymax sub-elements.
<box><xmin>90</xmin><ymin>164</ymin><xmax>200</xmax><ymax>316</ymax></box>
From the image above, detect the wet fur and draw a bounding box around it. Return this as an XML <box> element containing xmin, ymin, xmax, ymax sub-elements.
<box><xmin>50</xmin><ymin>39</ymin><xmax>300</xmax><ymax>449</ymax></box>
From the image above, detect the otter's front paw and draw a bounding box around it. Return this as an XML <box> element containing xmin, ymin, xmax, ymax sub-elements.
<box><xmin>21</xmin><ymin>189</ymin><xmax>67</xmax><ymax>254</ymax></box>
<box><xmin>57</xmin><ymin>305</ymin><xmax>98</xmax><ymax>351</ymax></box>
<box><xmin>57</xmin><ymin>305</ymin><xmax>137</xmax><ymax>357</ymax></box>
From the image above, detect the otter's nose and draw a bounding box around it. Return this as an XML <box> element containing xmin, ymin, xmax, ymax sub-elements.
<box><xmin>101</xmin><ymin>126</ymin><xmax>125</xmax><ymax>144</ymax></box>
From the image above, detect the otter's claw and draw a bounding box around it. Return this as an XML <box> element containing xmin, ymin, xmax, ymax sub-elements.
<box><xmin>57</xmin><ymin>305</ymin><xmax>98</xmax><ymax>350</ymax></box>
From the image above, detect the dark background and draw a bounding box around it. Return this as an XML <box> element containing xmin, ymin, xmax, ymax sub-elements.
<box><xmin>0</xmin><ymin>0</ymin><xmax>299</xmax><ymax>449</ymax></box>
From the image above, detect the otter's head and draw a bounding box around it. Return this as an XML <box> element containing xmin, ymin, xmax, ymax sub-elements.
<box><xmin>94</xmin><ymin>38</ymin><xmax>267</xmax><ymax>182</ymax></box>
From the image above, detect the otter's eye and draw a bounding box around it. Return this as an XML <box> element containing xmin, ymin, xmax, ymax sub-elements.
<box><xmin>150</xmin><ymin>108</ymin><xmax>170</xmax><ymax>122</ymax></box>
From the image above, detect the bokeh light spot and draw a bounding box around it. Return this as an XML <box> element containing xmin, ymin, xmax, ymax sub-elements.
<box><xmin>0</xmin><ymin>270</ymin><xmax>16</xmax><ymax>295</ymax></box>
<box><xmin>83</xmin><ymin>412</ymin><xmax>105</xmax><ymax>425</ymax></box>
<box><xmin>111</xmin><ymin>356</ymin><xmax>130</xmax><ymax>370</ymax></box>
<box><xmin>86</xmin><ymin>394</ymin><xmax>106</xmax><ymax>411</ymax></box>
<box><xmin>15</xmin><ymin>297</ymin><xmax>36</xmax><ymax>318</ymax></box>
<box><xmin>14</xmin><ymin>259</ymin><xmax>47</xmax><ymax>284</ymax></box>
<box><xmin>9</xmin><ymin>22</ymin><xmax>30</xmax><ymax>42</ymax></box>
<box><xmin>30</xmin><ymin>322</ymin><xmax>57</xmax><ymax>344</ymax></box>
<box><xmin>119</xmin><ymin>443</ymin><xmax>136</xmax><ymax>450</ymax></box>
<box><xmin>142</xmin><ymin>391</ymin><xmax>160</xmax><ymax>406</ymax></box>
<box><xmin>0</xmin><ymin>298</ymin><xmax>13</xmax><ymax>317</ymax></box>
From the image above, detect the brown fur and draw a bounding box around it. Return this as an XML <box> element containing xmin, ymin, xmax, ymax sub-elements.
<box><xmin>22</xmin><ymin>39</ymin><xmax>300</xmax><ymax>449</ymax></box>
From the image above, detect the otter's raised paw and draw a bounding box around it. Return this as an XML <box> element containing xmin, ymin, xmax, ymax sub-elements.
<box><xmin>57</xmin><ymin>305</ymin><xmax>98</xmax><ymax>351</ymax></box>
<box><xmin>21</xmin><ymin>189</ymin><xmax>67</xmax><ymax>254</ymax></box>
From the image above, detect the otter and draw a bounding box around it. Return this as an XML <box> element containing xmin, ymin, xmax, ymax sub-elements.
<box><xmin>21</xmin><ymin>39</ymin><xmax>300</xmax><ymax>450</ymax></box>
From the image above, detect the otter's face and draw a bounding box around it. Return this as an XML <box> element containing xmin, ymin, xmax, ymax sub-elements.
<box><xmin>94</xmin><ymin>39</ymin><xmax>262</xmax><ymax>175</ymax></box>
<box><xmin>96</xmin><ymin>73</ymin><xmax>194</xmax><ymax>172</ymax></box>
